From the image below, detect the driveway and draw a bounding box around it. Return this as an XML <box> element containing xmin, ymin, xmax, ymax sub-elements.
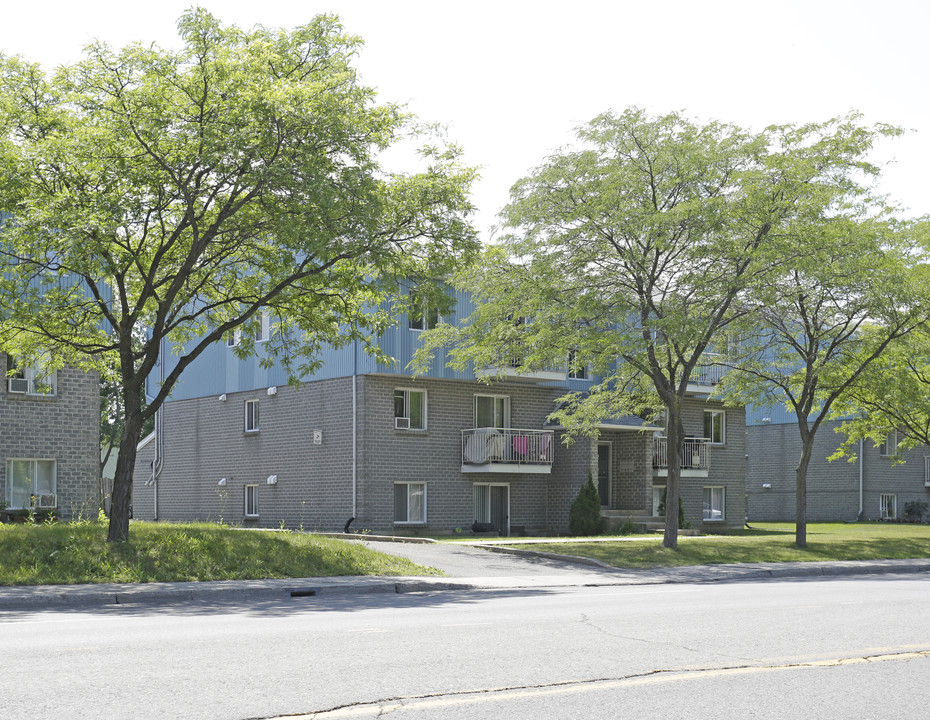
<box><xmin>357</xmin><ymin>539</ymin><xmax>621</xmax><ymax>579</ymax></box>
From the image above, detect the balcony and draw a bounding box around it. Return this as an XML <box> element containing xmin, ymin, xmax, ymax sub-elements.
<box><xmin>653</xmin><ymin>436</ymin><xmax>711</xmax><ymax>477</ymax></box>
<box><xmin>461</xmin><ymin>428</ymin><xmax>554</xmax><ymax>474</ymax></box>
<box><xmin>686</xmin><ymin>353</ymin><xmax>728</xmax><ymax>394</ymax></box>
<box><xmin>478</xmin><ymin>356</ymin><xmax>567</xmax><ymax>384</ymax></box>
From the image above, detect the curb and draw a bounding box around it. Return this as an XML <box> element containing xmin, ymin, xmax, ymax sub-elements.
<box><xmin>1</xmin><ymin>559</ymin><xmax>928</xmax><ymax>611</ymax></box>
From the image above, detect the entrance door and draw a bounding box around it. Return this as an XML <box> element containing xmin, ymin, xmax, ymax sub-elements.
<box><xmin>597</xmin><ymin>442</ymin><xmax>612</xmax><ymax>507</ymax></box>
<box><xmin>474</xmin><ymin>483</ymin><xmax>510</xmax><ymax>536</ymax></box>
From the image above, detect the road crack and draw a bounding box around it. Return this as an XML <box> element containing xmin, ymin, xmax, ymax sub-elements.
<box><xmin>268</xmin><ymin>648</ymin><xmax>930</xmax><ymax>719</ymax></box>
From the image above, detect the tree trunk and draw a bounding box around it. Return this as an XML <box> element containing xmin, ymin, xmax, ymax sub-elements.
<box><xmin>795</xmin><ymin>427</ymin><xmax>814</xmax><ymax>549</ymax></box>
<box><xmin>662</xmin><ymin>409</ymin><xmax>682</xmax><ymax>550</ymax></box>
<box><xmin>107</xmin><ymin>387</ymin><xmax>145</xmax><ymax>542</ymax></box>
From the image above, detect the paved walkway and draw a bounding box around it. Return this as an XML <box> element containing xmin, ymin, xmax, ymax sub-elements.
<box><xmin>1</xmin><ymin>537</ymin><xmax>928</xmax><ymax>610</ymax></box>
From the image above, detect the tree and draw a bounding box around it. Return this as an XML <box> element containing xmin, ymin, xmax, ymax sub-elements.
<box><xmin>568</xmin><ymin>476</ymin><xmax>603</xmax><ymax>536</ymax></box>
<box><xmin>832</xmin><ymin>325</ymin><xmax>930</xmax><ymax>456</ymax></box>
<box><xmin>419</xmin><ymin>108</ymin><xmax>877</xmax><ymax>549</ymax></box>
<box><xmin>0</xmin><ymin>10</ymin><xmax>477</xmax><ymax>541</ymax></box>
<box><xmin>721</xmin><ymin>214</ymin><xmax>930</xmax><ymax>547</ymax></box>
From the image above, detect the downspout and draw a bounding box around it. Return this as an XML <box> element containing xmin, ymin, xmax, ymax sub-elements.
<box><xmin>149</xmin><ymin>337</ymin><xmax>166</xmax><ymax>521</ymax></box>
<box><xmin>352</xmin><ymin>335</ymin><xmax>358</xmax><ymax>520</ymax></box>
<box><xmin>857</xmin><ymin>438</ymin><xmax>864</xmax><ymax>521</ymax></box>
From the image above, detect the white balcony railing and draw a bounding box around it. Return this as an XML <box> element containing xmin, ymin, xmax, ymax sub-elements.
<box><xmin>462</xmin><ymin>428</ymin><xmax>554</xmax><ymax>468</ymax></box>
<box><xmin>652</xmin><ymin>436</ymin><xmax>711</xmax><ymax>471</ymax></box>
<box><xmin>690</xmin><ymin>353</ymin><xmax>728</xmax><ymax>387</ymax></box>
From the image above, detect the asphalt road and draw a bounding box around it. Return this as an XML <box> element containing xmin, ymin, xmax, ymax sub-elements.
<box><xmin>2</xmin><ymin>575</ymin><xmax>928</xmax><ymax>719</ymax></box>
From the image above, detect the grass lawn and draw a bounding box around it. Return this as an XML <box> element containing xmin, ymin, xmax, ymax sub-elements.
<box><xmin>504</xmin><ymin>522</ymin><xmax>930</xmax><ymax>569</ymax></box>
<box><xmin>0</xmin><ymin>520</ymin><xmax>441</xmax><ymax>586</ymax></box>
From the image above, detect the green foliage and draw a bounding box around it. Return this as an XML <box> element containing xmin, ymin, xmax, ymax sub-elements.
<box><xmin>0</xmin><ymin>521</ymin><xmax>440</xmax><ymax>585</ymax></box>
<box><xmin>619</xmin><ymin>516</ymin><xmax>637</xmax><ymax>536</ymax></box>
<box><xmin>569</xmin><ymin>476</ymin><xmax>603</xmax><ymax>536</ymax></box>
<box><xmin>415</xmin><ymin>107</ymin><xmax>911</xmax><ymax>550</ymax></box>
<box><xmin>904</xmin><ymin>501</ymin><xmax>928</xmax><ymax>523</ymax></box>
<box><xmin>0</xmin><ymin>10</ymin><xmax>477</xmax><ymax>541</ymax></box>
<box><xmin>657</xmin><ymin>489</ymin><xmax>688</xmax><ymax>530</ymax></box>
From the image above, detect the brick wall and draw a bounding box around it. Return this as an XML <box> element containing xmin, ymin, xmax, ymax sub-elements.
<box><xmin>747</xmin><ymin>420</ymin><xmax>930</xmax><ymax>522</ymax></box>
<box><xmin>0</xmin><ymin>357</ymin><xmax>99</xmax><ymax>519</ymax></box>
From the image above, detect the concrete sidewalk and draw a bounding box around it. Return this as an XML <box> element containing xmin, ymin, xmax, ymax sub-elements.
<box><xmin>1</xmin><ymin>539</ymin><xmax>928</xmax><ymax>610</ymax></box>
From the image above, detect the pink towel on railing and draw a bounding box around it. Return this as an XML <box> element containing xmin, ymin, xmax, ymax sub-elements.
<box><xmin>513</xmin><ymin>435</ymin><xmax>529</xmax><ymax>455</ymax></box>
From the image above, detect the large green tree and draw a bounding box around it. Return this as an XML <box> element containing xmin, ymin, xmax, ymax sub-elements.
<box><xmin>418</xmin><ymin>108</ymin><xmax>906</xmax><ymax>549</ymax></box>
<box><xmin>721</xmin><ymin>214</ymin><xmax>929</xmax><ymax>546</ymax></box>
<box><xmin>0</xmin><ymin>10</ymin><xmax>476</xmax><ymax>541</ymax></box>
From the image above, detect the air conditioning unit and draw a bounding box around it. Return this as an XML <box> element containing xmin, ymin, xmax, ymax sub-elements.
<box><xmin>8</xmin><ymin>378</ymin><xmax>28</xmax><ymax>394</ymax></box>
<box><xmin>36</xmin><ymin>494</ymin><xmax>56</xmax><ymax>508</ymax></box>
<box><xmin>395</xmin><ymin>416</ymin><xmax>411</xmax><ymax>430</ymax></box>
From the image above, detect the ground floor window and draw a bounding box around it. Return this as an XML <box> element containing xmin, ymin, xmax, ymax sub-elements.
<box><xmin>652</xmin><ymin>486</ymin><xmax>665</xmax><ymax>517</ymax></box>
<box><xmin>394</xmin><ymin>482</ymin><xmax>426</xmax><ymax>524</ymax></box>
<box><xmin>703</xmin><ymin>486</ymin><xmax>725</xmax><ymax>522</ymax></box>
<box><xmin>244</xmin><ymin>484</ymin><xmax>259</xmax><ymax>518</ymax></box>
<box><xmin>880</xmin><ymin>493</ymin><xmax>897</xmax><ymax>520</ymax></box>
<box><xmin>6</xmin><ymin>459</ymin><xmax>56</xmax><ymax>509</ymax></box>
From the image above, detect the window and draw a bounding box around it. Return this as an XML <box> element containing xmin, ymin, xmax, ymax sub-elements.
<box><xmin>394</xmin><ymin>482</ymin><xmax>426</xmax><ymax>524</ymax></box>
<box><xmin>245</xmin><ymin>399</ymin><xmax>260</xmax><ymax>432</ymax></box>
<box><xmin>567</xmin><ymin>349</ymin><xmax>589</xmax><ymax>380</ymax></box>
<box><xmin>225</xmin><ymin>330</ymin><xmax>241</xmax><ymax>348</ymax></box>
<box><xmin>408</xmin><ymin>291</ymin><xmax>440</xmax><ymax>331</ymax></box>
<box><xmin>703</xmin><ymin>410</ymin><xmax>726</xmax><ymax>445</ymax></box>
<box><xmin>703</xmin><ymin>486</ymin><xmax>725</xmax><ymax>521</ymax></box>
<box><xmin>475</xmin><ymin>394</ymin><xmax>510</xmax><ymax>429</ymax></box>
<box><xmin>254</xmin><ymin>312</ymin><xmax>271</xmax><ymax>343</ymax></box>
<box><xmin>880</xmin><ymin>430</ymin><xmax>899</xmax><ymax>457</ymax></box>
<box><xmin>6</xmin><ymin>459</ymin><xmax>56</xmax><ymax>509</ymax></box>
<box><xmin>394</xmin><ymin>389</ymin><xmax>426</xmax><ymax>430</ymax></box>
<box><xmin>244</xmin><ymin>485</ymin><xmax>259</xmax><ymax>518</ymax></box>
<box><xmin>880</xmin><ymin>493</ymin><xmax>897</xmax><ymax>520</ymax></box>
<box><xmin>7</xmin><ymin>356</ymin><xmax>56</xmax><ymax>396</ymax></box>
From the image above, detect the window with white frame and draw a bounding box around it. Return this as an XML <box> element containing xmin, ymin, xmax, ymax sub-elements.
<box><xmin>703</xmin><ymin>486</ymin><xmax>725</xmax><ymax>521</ymax></box>
<box><xmin>7</xmin><ymin>356</ymin><xmax>56</xmax><ymax>396</ymax></box>
<box><xmin>880</xmin><ymin>430</ymin><xmax>899</xmax><ymax>457</ymax></box>
<box><xmin>394</xmin><ymin>482</ymin><xmax>426</xmax><ymax>524</ymax></box>
<box><xmin>475</xmin><ymin>394</ymin><xmax>510</xmax><ymax>429</ymax></box>
<box><xmin>567</xmin><ymin>349</ymin><xmax>589</xmax><ymax>380</ymax></box>
<box><xmin>254</xmin><ymin>312</ymin><xmax>271</xmax><ymax>343</ymax></box>
<box><xmin>394</xmin><ymin>388</ymin><xmax>426</xmax><ymax>430</ymax></box>
<box><xmin>225</xmin><ymin>329</ymin><xmax>241</xmax><ymax>348</ymax></box>
<box><xmin>244</xmin><ymin>399</ymin><xmax>260</xmax><ymax>433</ymax></box>
<box><xmin>244</xmin><ymin>484</ymin><xmax>259</xmax><ymax>518</ymax></box>
<box><xmin>880</xmin><ymin>493</ymin><xmax>897</xmax><ymax>520</ymax></box>
<box><xmin>6</xmin><ymin>459</ymin><xmax>56</xmax><ymax>509</ymax></box>
<box><xmin>703</xmin><ymin>410</ymin><xmax>726</xmax><ymax>445</ymax></box>
<box><xmin>408</xmin><ymin>291</ymin><xmax>440</xmax><ymax>331</ymax></box>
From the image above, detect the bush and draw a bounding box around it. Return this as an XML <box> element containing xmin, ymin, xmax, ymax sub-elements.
<box><xmin>569</xmin><ymin>476</ymin><xmax>603</xmax><ymax>536</ymax></box>
<box><xmin>658</xmin><ymin>489</ymin><xmax>688</xmax><ymax>529</ymax></box>
<box><xmin>904</xmin><ymin>501</ymin><xmax>928</xmax><ymax>523</ymax></box>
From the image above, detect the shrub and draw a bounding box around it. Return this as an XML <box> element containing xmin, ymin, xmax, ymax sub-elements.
<box><xmin>569</xmin><ymin>476</ymin><xmax>603</xmax><ymax>536</ymax></box>
<box><xmin>658</xmin><ymin>489</ymin><xmax>688</xmax><ymax>529</ymax></box>
<box><xmin>904</xmin><ymin>501</ymin><xmax>928</xmax><ymax>523</ymax></box>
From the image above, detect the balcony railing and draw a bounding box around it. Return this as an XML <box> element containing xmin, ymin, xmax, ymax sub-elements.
<box><xmin>462</xmin><ymin>428</ymin><xmax>554</xmax><ymax>468</ymax></box>
<box><xmin>690</xmin><ymin>353</ymin><xmax>728</xmax><ymax>387</ymax></box>
<box><xmin>653</xmin><ymin>436</ymin><xmax>711</xmax><ymax>471</ymax></box>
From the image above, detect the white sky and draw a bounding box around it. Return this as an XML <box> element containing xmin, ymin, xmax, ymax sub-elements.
<box><xmin>4</xmin><ymin>0</ymin><xmax>928</xmax><ymax>240</ymax></box>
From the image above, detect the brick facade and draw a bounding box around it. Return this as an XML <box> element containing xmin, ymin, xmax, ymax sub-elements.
<box><xmin>134</xmin><ymin>374</ymin><xmax>748</xmax><ymax>534</ymax></box>
<box><xmin>747</xmin><ymin>420</ymin><xmax>930</xmax><ymax>522</ymax></box>
<box><xmin>0</xmin><ymin>355</ymin><xmax>100</xmax><ymax>519</ymax></box>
